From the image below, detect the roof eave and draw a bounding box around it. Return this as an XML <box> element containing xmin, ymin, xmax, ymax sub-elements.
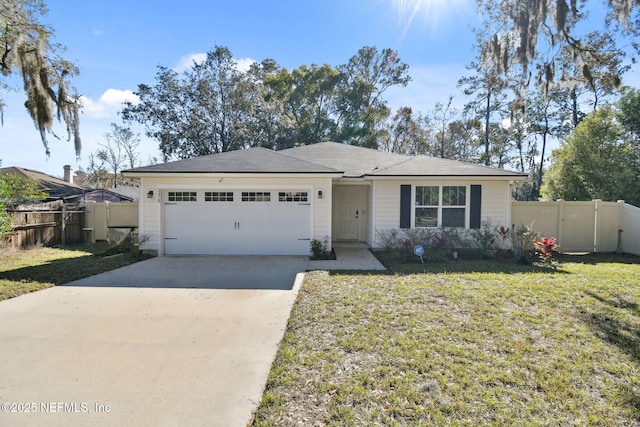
<box><xmin>364</xmin><ymin>174</ymin><xmax>528</xmax><ymax>181</ymax></box>
<box><xmin>122</xmin><ymin>171</ymin><xmax>344</xmax><ymax>178</ymax></box>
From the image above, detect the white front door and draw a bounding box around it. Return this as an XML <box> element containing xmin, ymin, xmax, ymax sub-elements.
<box><xmin>333</xmin><ymin>187</ymin><xmax>361</xmax><ymax>240</ymax></box>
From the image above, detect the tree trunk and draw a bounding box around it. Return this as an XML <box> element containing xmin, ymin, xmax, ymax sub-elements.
<box><xmin>484</xmin><ymin>91</ymin><xmax>491</xmax><ymax>166</ymax></box>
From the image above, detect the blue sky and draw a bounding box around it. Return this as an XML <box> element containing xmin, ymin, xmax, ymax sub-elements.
<box><xmin>1</xmin><ymin>0</ymin><xmax>635</xmax><ymax>179</ymax></box>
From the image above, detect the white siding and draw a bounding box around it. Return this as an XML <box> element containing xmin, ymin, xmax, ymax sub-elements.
<box><xmin>481</xmin><ymin>181</ymin><xmax>511</xmax><ymax>226</ymax></box>
<box><xmin>138</xmin><ymin>176</ymin><xmax>332</xmax><ymax>255</ymax></box>
<box><xmin>367</xmin><ymin>184</ymin><xmax>375</xmax><ymax>246</ymax></box>
<box><xmin>371</xmin><ymin>179</ymin><xmax>514</xmax><ymax>248</ymax></box>
<box><xmin>372</xmin><ymin>181</ymin><xmax>402</xmax><ymax>232</ymax></box>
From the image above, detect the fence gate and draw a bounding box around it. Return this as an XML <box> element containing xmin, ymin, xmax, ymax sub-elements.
<box><xmin>84</xmin><ymin>201</ymin><xmax>139</xmax><ymax>243</ymax></box>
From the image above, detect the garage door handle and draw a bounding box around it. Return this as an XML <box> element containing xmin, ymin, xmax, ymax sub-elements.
<box><xmin>298</xmin><ymin>238</ymin><xmax>310</xmax><ymax>241</ymax></box>
<box><xmin>165</xmin><ymin>237</ymin><xmax>177</xmax><ymax>240</ymax></box>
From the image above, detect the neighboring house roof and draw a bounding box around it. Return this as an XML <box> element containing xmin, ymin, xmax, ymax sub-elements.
<box><xmin>123</xmin><ymin>142</ymin><xmax>527</xmax><ymax>179</ymax></box>
<box><xmin>107</xmin><ymin>185</ymin><xmax>140</xmax><ymax>201</ymax></box>
<box><xmin>0</xmin><ymin>166</ymin><xmax>85</xmax><ymax>201</ymax></box>
<box><xmin>69</xmin><ymin>189</ymin><xmax>134</xmax><ymax>202</ymax></box>
<box><xmin>124</xmin><ymin>147</ymin><xmax>340</xmax><ymax>174</ymax></box>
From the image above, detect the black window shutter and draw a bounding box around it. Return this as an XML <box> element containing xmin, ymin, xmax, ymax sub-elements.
<box><xmin>400</xmin><ymin>185</ymin><xmax>411</xmax><ymax>229</ymax></box>
<box><xmin>470</xmin><ymin>185</ymin><xmax>482</xmax><ymax>229</ymax></box>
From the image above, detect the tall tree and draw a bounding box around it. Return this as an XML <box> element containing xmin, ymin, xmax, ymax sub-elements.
<box><xmin>459</xmin><ymin>32</ymin><xmax>509</xmax><ymax>166</ymax></box>
<box><xmin>336</xmin><ymin>47</ymin><xmax>411</xmax><ymax>148</ymax></box>
<box><xmin>430</xmin><ymin>96</ymin><xmax>458</xmax><ymax>159</ymax></box>
<box><xmin>121</xmin><ymin>46</ymin><xmax>256</xmax><ymax>160</ymax></box>
<box><xmin>73</xmin><ymin>157</ymin><xmax>112</xmax><ymax>190</ymax></box>
<box><xmin>617</xmin><ymin>87</ymin><xmax>640</xmax><ymax>139</ymax></box>
<box><xmin>97</xmin><ymin>123</ymin><xmax>141</xmax><ymax>188</ymax></box>
<box><xmin>264</xmin><ymin>63</ymin><xmax>340</xmax><ymax>147</ymax></box>
<box><xmin>541</xmin><ymin>105</ymin><xmax>640</xmax><ymax>205</ymax></box>
<box><xmin>244</xmin><ymin>59</ymin><xmax>293</xmax><ymax>150</ymax></box>
<box><xmin>476</xmin><ymin>0</ymin><xmax>638</xmax><ymax>91</ymax></box>
<box><xmin>526</xmin><ymin>87</ymin><xmax>574</xmax><ymax>198</ymax></box>
<box><xmin>379</xmin><ymin>106</ymin><xmax>427</xmax><ymax>155</ymax></box>
<box><xmin>0</xmin><ymin>0</ymin><xmax>81</xmax><ymax>157</ymax></box>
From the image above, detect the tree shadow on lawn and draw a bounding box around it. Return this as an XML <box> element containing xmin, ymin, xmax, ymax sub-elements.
<box><xmin>579</xmin><ymin>291</ymin><xmax>640</xmax><ymax>418</ymax></box>
<box><xmin>557</xmin><ymin>252</ymin><xmax>640</xmax><ymax>265</ymax></box>
<box><xmin>0</xmin><ymin>247</ymin><xmax>142</xmax><ymax>286</ymax></box>
<box><xmin>581</xmin><ymin>291</ymin><xmax>640</xmax><ymax>362</ymax></box>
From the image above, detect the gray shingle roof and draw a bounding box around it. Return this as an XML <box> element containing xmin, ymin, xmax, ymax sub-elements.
<box><xmin>124</xmin><ymin>147</ymin><xmax>340</xmax><ymax>174</ymax></box>
<box><xmin>280</xmin><ymin>142</ymin><xmax>408</xmax><ymax>177</ymax></box>
<box><xmin>0</xmin><ymin>166</ymin><xmax>85</xmax><ymax>200</ymax></box>
<box><xmin>124</xmin><ymin>142</ymin><xmax>526</xmax><ymax>178</ymax></box>
<box><xmin>368</xmin><ymin>156</ymin><xmax>525</xmax><ymax>177</ymax></box>
<box><xmin>283</xmin><ymin>142</ymin><xmax>526</xmax><ymax>178</ymax></box>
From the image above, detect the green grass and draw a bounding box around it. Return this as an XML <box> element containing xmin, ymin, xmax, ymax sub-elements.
<box><xmin>0</xmin><ymin>243</ymin><xmax>150</xmax><ymax>301</ymax></box>
<box><xmin>252</xmin><ymin>253</ymin><xmax>640</xmax><ymax>426</ymax></box>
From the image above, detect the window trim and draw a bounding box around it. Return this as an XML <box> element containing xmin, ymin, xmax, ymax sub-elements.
<box><xmin>168</xmin><ymin>191</ymin><xmax>197</xmax><ymax>202</ymax></box>
<box><xmin>204</xmin><ymin>191</ymin><xmax>234</xmax><ymax>202</ymax></box>
<box><xmin>241</xmin><ymin>191</ymin><xmax>271</xmax><ymax>202</ymax></box>
<box><xmin>278</xmin><ymin>191</ymin><xmax>308</xmax><ymax>202</ymax></box>
<box><xmin>413</xmin><ymin>185</ymin><xmax>469</xmax><ymax>228</ymax></box>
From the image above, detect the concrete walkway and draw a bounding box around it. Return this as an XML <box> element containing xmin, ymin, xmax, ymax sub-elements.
<box><xmin>307</xmin><ymin>243</ymin><xmax>386</xmax><ymax>271</ymax></box>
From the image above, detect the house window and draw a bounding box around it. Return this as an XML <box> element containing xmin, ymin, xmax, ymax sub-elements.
<box><xmin>241</xmin><ymin>191</ymin><xmax>271</xmax><ymax>202</ymax></box>
<box><xmin>205</xmin><ymin>191</ymin><xmax>233</xmax><ymax>202</ymax></box>
<box><xmin>442</xmin><ymin>186</ymin><xmax>466</xmax><ymax>227</ymax></box>
<box><xmin>278</xmin><ymin>192</ymin><xmax>308</xmax><ymax>202</ymax></box>
<box><xmin>414</xmin><ymin>186</ymin><xmax>466</xmax><ymax>228</ymax></box>
<box><xmin>415</xmin><ymin>186</ymin><xmax>439</xmax><ymax>228</ymax></box>
<box><xmin>168</xmin><ymin>191</ymin><xmax>197</xmax><ymax>202</ymax></box>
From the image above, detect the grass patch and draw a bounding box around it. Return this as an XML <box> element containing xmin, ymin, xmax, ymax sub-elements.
<box><xmin>252</xmin><ymin>253</ymin><xmax>640</xmax><ymax>426</ymax></box>
<box><xmin>0</xmin><ymin>242</ymin><xmax>151</xmax><ymax>301</ymax></box>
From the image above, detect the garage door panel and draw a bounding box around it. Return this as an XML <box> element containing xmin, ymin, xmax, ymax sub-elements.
<box><xmin>163</xmin><ymin>190</ymin><xmax>311</xmax><ymax>255</ymax></box>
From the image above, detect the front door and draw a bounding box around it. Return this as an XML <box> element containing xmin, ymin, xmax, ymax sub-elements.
<box><xmin>333</xmin><ymin>187</ymin><xmax>361</xmax><ymax>240</ymax></box>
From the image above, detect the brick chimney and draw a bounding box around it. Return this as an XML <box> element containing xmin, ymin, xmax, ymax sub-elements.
<box><xmin>63</xmin><ymin>165</ymin><xmax>73</xmax><ymax>184</ymax></box>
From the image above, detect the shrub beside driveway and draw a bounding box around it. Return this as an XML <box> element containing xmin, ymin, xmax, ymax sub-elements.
<box><xmin>252</xmin><ymin>254</ymin><xmax>640</xmax><ymax>426</ymax></box>
<box><xmin>0</xmin><ymin>244</ymin><xmax>149</xmax><ymax>301</ymax></box>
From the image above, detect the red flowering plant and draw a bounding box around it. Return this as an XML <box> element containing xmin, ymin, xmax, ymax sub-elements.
<box><xmin>533</xmin><ymin>237</ymin><xmax>559</xmax><ymax>266</ymax></box>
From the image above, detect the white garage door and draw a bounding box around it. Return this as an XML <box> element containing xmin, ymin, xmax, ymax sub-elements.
<box><xmin>163</xmin><ymin>189</ymin><xmax>312</xmax><ymax>255</ymax></box>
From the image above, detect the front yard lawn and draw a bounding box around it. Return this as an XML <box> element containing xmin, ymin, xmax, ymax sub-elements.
<box><xmin>0</xmin><ymin>243</ymin><xmax>149</xmax><ymax>301</ymax></box>
<box><xmin>252</xmin><ymin>254</ymin><xmax>640</xmax><ymax>426</ymax></box>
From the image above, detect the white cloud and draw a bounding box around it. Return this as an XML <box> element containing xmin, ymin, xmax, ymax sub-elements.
<box><xmin>173</xmin><ymin>52</ymin><xmax>256</xmax><ymax>73</ymax></box>
<box><xmin>173</xmin><ymin>53</ymin><xmax>207</xmax><ymax>72</ymax></box>
<box><xmin>235</xmin><ymin>57</ymin><xmax>256</xmax><ymax>73</ymax></box>
<box><xmin>81</xmin><ymin>89</ymin><xmax>140</xmax><ymax>119</ymax></box>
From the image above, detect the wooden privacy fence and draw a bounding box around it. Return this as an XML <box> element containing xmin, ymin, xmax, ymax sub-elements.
<box><xmin>84</xmin><ymin>201</ymin><xmax>138</xmax><ymax>243</ymax></box>
<box><xmin>512</xmin><ymin>200</ymin><xmax>640</xmax><ymax>255</ymax></box>
<box><xmin>5</xmin><ymin>202</ymin><xmax>84</xmax><ymax>249</ymax></box>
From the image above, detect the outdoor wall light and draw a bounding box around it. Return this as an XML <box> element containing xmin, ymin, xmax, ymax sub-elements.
<box><xmin>318</xmin><ymin>190</ymin><xmax>323</xmax><ymax>199</ymax></box>
<box><xmin>147</xmin><ymin>190</ymin><xmax>154</xmax><ymax>198</ymax></box>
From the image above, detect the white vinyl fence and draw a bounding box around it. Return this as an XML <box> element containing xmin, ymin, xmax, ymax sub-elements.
<box><xmin>512</xmin><ymin>200</ymin><xmax>640</xmax><ymax>255</ymax></box>
<box><xmin>84</xmin><ymin>201</ymin><xmax>138</xmax><ymax>243</ymax></box>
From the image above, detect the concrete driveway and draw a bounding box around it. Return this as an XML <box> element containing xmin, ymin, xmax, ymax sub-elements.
<box><xmin>0</xmin><ymin>256</ymin><xmax>308</xmax><ymax>427</ymax></box>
